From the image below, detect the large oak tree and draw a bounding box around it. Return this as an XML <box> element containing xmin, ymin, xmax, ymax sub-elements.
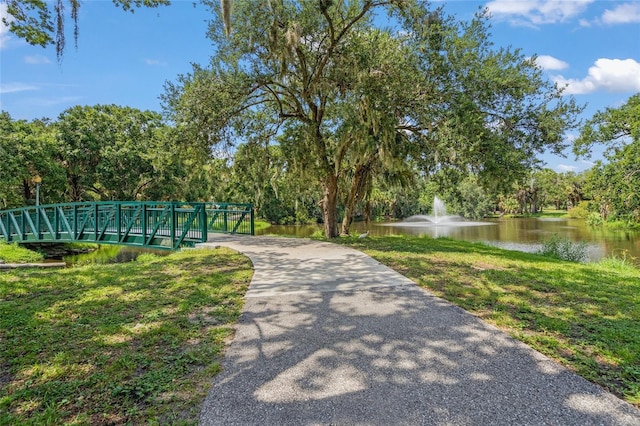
<box><xmin>164</xmin><ymin>0</ymin><xmax>581</xmax><ymax>237</ymax></box>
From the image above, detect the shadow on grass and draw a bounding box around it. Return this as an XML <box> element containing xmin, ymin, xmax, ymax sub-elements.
<box><xmin>0</xmin><ymin>249</ymin><xmax>252</xmax><ymax>425</ymax></box>
<box><xmin>343</xmin><ymin>236</ymin><xmax>640</xmax><ymax>406</ymax></box>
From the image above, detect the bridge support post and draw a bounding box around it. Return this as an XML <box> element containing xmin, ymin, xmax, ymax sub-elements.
<box><xmin>200</xmin><ymin>203</ymin><xmax>207</xmax><ymax>243</ymax></box>
<box><xmin>170</xmin><ymin>203</ymin><xmax>176</xmax><ymax>244</ymax></box>
<box><xmin>73</xmin><ymin>204</ymin><xmax>78</xmax><ymax>240</ymax></box>
<box><xmin>250</xmin><ymin>207</ymin><xmax>255</xmax><ymax>235</ymax></box>
<box><xmin>142</xmin><ymin>203</ymin><xmax>147</xmax><ymax>246</ymax></box>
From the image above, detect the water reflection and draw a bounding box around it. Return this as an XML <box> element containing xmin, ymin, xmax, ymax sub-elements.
<box><xmin>64</xmin><ymin>245</ymin><xmax>169</xmax><ymax>266</ymax></box>
<box><xmin>258</xmin><ymin>217</ymin><xmax>640</xmax><ymax>264</ymax></box>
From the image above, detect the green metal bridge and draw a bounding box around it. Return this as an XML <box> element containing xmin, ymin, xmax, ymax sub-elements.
<box><xmin>0</xmin><ymin>201</ymin><xmax>254</xmax><ymax>250</ymax></box>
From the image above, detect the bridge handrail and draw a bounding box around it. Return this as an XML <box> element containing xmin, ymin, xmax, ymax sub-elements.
<box><xmin>0</xmin><ymin>201</ymin><xmax>254</xmax><ymax>250</ymax></box>
<box><xmin>0</xmin><ymin>200</ymin><xmax>253</xmax><ymax>211</ymax></box>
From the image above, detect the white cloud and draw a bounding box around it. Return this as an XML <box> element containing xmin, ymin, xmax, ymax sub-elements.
<box><xmin>487</xmin><ymin>0</ymin><xmax>593</xmax><ymax>26</ymax></box>
<box><xmin>145</xmin><ymin>58</ymin><xmax>167</xmax><ymax>66</ymax></box>
<box><xmin>564</xmin><ymin>131</ymin><xmax>578</xmax><ymax>143</ymax></box>
<box><xmin>535</xmin><ymin>55</ymin><xmax>569</xmax><ymax>71</ymax></box>
<box><xmin>25</xmin><ymin>54</ymin><xmax>52</xmax><ymax>65</ymax></box>
<box><xmin>580</xmin><ymin>159</ymin><xmax>595</xmax><ymax>167</ymax></box>
<box><xmin>557</xmin><ymin>164</ymin><xmax>578</xmax><ymax>172</ymax></box>
<box><xmin>0</xmin><ymin>3</ymin><xmax>12</xmax><ymax>49</ymax></box>
<box><xmin>578</xmin><ymin>18</ymin><xmax>592</xmax><ymax>27</ymax></box>
<box><xmin>602</xmin><ymin>2</ymin><xmax>640</xmax><ymax>24</ymax></box>
<box><xmin>554</xmin><ymin>58</ymin><xmax>640</xmax><ymax>94</ymax></box>
<box><xmin>0</xmin><ymin>82</ymin><xmax>39</xmax><ymax>94</ymax></box>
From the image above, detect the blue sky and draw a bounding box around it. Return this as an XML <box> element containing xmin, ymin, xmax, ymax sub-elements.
<box><xmin>1</xmin><ymin>0</ymin><xmax>639</xmax><ymax>173</ymax></box>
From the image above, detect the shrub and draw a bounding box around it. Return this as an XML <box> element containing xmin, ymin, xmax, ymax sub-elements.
<box><xmin>585</xmin><ymin>212</ymin><xmax>604</xmax><ymax>227</ymax></box>
<box><xmin>538</xmin><ymin>235</ymin><xmax>587</xmax><ymax>262</ymax></box>
<box><xmin>567</xmin><ymin>201</ymin><xmax>590</xmax><ymax>219</ymax></box>
<box><xmin>310</xmin><ymin>230</ymin><xmax>326</xmax><ymax>239</ymax></box>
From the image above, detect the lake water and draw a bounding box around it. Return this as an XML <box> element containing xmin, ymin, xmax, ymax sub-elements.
<box><xmin>258</xmin><ymin>217</ymin><xmax>640</xmax><ymax>265</ymax></box>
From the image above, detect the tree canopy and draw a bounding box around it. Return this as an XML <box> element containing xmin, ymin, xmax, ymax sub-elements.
<box><xmin>163</xmin><ymin>0</ymin><xmax>582</xmax><ymax>237</ymax></box>
<box><xmin>575</xmin><ymin>93</ymin><xmax>640</xmax><ymax>223</ymax></box>
<box><xmin>574</xmin><ymin>93</ymin><xmax>640</xmax><ymax>158</ymax></box>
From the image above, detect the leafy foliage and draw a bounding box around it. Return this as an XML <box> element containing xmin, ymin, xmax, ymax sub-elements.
<box><xmin>0</xmin><ymin>106</ymin><xmax>213</xmax><ymax>206</ymax></box>
<box><xmin>538</xmin><ymin>234</ymin><xmax>587</xmax><ymax>262</ymax></box>
<box><xmin>576</xmin><ymin>94</ymin><xmax>640</xmax><ymax>224</ymax></box>
<box><xmin>57</xmin><ymin>105</ymin><xmax>173</xmax><ymax>201</ymax></box>
<box><xmin>164</xmin><ymin>1</ymin><xmax>581</xmax><ymax>237</ymax></box>
<box><xmin>0</xmin><ymin>112</ymin><xmax>66</xmax><ymax>208</ymax></box>
<box><xmin>574</xmin><ymin>93</ymin><xmax>640</xmax><ymax>158</ymax></box>
<box><xmin>442</xmin><ymin>175</ymin><xmax>494</xmax><ymax>220</ymax></box>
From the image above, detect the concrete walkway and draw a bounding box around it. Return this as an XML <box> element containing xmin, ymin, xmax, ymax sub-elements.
<box><xmin>197</xmin><ymin>235</ymin><xmax>640</xmax><ymax>426</ymax></box>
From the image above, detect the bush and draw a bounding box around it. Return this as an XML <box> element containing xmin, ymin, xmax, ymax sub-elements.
<box><xmin>310</xmin><ymin>230</ymin><xmax>325</xmax><ymax>239</ymax></box>
<box><xmin>585</xmin><ymin>212</ymin><xmax>604</xmax><ymax>227</ymax></box>
<box><xmin>538</xmin><ymin>235</ymin><xmax>587</xmax><ymax>262</ymax></box>
<box><xmin>567</xmin><ymin>201</ymin><xmax>590</xmax><ymax>219</ymax></box>
<box><xmin>498</xmin><ymin>196</ymin><xmax>520</xmax><ymax>215</ymax></box>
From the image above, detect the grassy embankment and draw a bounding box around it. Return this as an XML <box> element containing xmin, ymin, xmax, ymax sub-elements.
<box><xmin>342</xmin><ymin>235</ymin><xmax>640</xmax><ymax>407</ymax></box>
<box><xmin>0</xmin><ymin>241</ymin><xmax>44</xmax><ymax>263</ymax></box>
<box><xmin>0</xmin><ymin>246</ymin><xmax>252</xmax><ymax>425</ymax></box>
<box><xmin>253</xmin><ymin>219</ymin><xmax>272</xmax><ymax>232</ymax></box>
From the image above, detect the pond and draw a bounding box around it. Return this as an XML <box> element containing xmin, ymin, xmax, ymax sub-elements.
<box><xmin>258</xmin><ymin>217</ymin><xmax>640</xmax><ymax>265</ymax></box>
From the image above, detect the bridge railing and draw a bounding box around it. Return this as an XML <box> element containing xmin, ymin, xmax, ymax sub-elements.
<box><xmin>0</xmin><ymin>201</ymin><xmax>254</xmax><ymax>250</ymax></box>
<box><xmin>205</xmin><ymin>202</ymin><xmax>254</xmax><ymax>236</ymax></box>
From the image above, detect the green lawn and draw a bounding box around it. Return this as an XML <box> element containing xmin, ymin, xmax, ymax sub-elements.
<box><xmin>0</xmin><ymin>248</ymin><xmax>252</xmax><ymax>425</ymax></box>
<box><xmin>0</xmin><ymin>241</ymin><xmax>44</xmax><ymax>263</ymax></box>
<box><xmin>2</xmin><ymin>235</ymin><xmax>639</xmax><ymax>423</ymax></box>
<box><xmin>343</xmin><ymin>235</ymin><xmax>640</xmax><ymax>407</ymax></box>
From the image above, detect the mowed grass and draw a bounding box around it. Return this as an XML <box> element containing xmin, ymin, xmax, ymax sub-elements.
<box><xmin>343</xmin><ymin>235</ymin><xmax>640</xmax><ymax>407</ymax></box>
<box><xmin>0</xmin><ymin>248</ymin><xmax>252</xmax><ymax>425</ymax></box>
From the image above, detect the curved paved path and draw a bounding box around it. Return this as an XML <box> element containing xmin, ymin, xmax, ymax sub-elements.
<box><xmin>197</xmin><ymin>235</ymin><xmax>640</xmax><ymax>426</ymax></box>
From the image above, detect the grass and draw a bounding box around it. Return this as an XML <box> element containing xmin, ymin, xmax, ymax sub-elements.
<box><xmin>0</xmin><ymin>241</ymin><xmax>45</xmax><ymax>263</ymax></box>
<box><xmin>489</xmin><ymin>209</ymin><xmax>569</xmax><ymax>219</ymax></box>
<box><xmin>0</xmin><ymin>247</ymin><xmax>252</xmax><ymax>425</ymax></box>
<box><xmin>3</xmin><ymin>232</ymin><xmax>639</xmax><ymax>421</ymax></box>
<box><xmin>253</xmin><ymin>219</ymin><xmax>272</xmax><ymax>231</ymax></box>
<box><xmin>341</xmin><ymin>235</ymin><xmax>640</xmax><ymax>407</ymax></box>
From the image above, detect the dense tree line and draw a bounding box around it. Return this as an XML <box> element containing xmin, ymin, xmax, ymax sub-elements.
<box><xmin>3</xmin><ymin>1</ymin><xmax>637</xmax><ymax>231</ymax></box>
<box><xmin>0</xmin><ymin>95</ymin><xmax>636</xmax><ymax>228</ymax></box>
<box><xmin>0</xmin><ymin>107</ymin><xmax>203</xmax><ymax>207</ymax></box>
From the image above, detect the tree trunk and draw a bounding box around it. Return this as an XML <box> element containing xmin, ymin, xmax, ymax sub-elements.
<box><xmin>321</xmin><ymin>174</ymin><xmax>339</xmax><ymax>238</ymax></box>
<box><xmin>22</xmin><ymin>180</ymin><xmax>32</xmax><ymax>204</ymax></box>
<box><xmin>364</xmin><ymin>200</ymin><xmax>372</xmax><ymax>225</ymax></box>
<box><xmin>340</xmin><ymin>163</ymin><xmax>371</xmax><ymax>236</ymax></box>
<box><xmin>340</xmin><ymin>203</ymin><xmax>355</xmax><ymax>236</ymax></box>
<box><xmin>340</xmin><ymin>177</ymin><xmax>359</xmax><ymax>236</ymax></box>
